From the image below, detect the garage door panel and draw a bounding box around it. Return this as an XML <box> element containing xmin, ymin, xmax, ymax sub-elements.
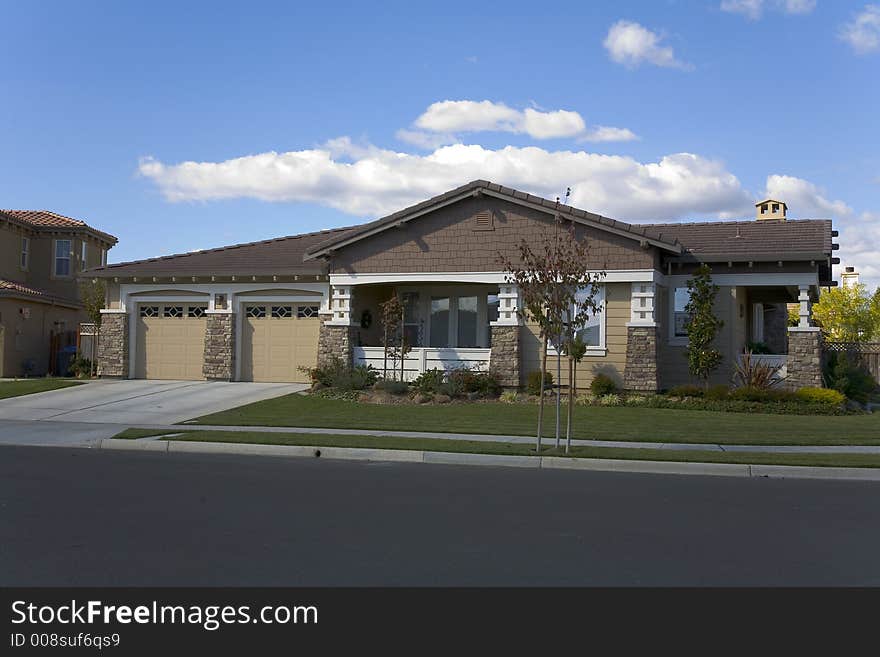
<box><xmin>136</xmin><ymin>303</ymin><xmax>207</xmax><ymax>380</ymax></box>
<box><xmin>241</xmin><ymin>304</ymin><xmax>319</xmax><ymax>383</ymax></box>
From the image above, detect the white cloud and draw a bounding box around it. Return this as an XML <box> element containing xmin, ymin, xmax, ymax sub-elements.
<box><xmin>395</xmin><ymin>129</ymin><xmax>458</xmax><ymax>150</ymax></box>
<box><xmin>138</xmin><ymin>143</ymin><xmax>753</xmax><ymax>221</ymax></box>
<box><xmin>400</xmin><ymin>99</ymin><xmax>635</xmax><ymax>145</ymax></box>
<box><xmin>412</xmin><ymin>100</ymin><xmax>585</xmax><ymax>139</ymax></box>
<box><xmin>763</xmin><ymin>174</ymin><xmax>853</xmax><ymax>218</ymax></box>
<box><xmin>579</xmin><ymin>126</ymin><xmax>640</xmax><ymax>143</ymax></box>
<box><xmin>720</xmin><ymin>0</ymin><xmax>816</xmax><ymax>19</ymax></box>
<box><xmin>839</xmin><ymin>5</ymin><xmax>880</xmax><ymax>54</ymax></box>
<box><xmin>603</xmin><ymin>20</ymin><xmax>690</xmax><ymax>69</ymax></box>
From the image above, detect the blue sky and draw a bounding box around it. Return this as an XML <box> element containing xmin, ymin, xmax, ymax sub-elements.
<box><xmin>1</xmin><ymin>1</ymin><xmax>878</xmax><ymax>285</ymax></box>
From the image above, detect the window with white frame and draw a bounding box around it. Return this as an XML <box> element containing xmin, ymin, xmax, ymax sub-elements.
<box><xmin>20</xmin><ymin>237</ymin><xmax>29</xmax><ymax>270</ymax></box>
<box><xmin>673</xmin><ymin>286</ymin><xmax>691</xmax><ymax>337</ymax></box>
<box><xmin>54</xmin><ymin>239</ymin><xmax>71</xmax><ymax>277</ymax></box>
<box><xmin>101</xmin><ymin>248</ymin><xmax>107</xmax><ymax>267</ymax></box>
<box><xmin>547</xmin><ymin>285</ymin><xmax>606</xmax><ymax>354</ymax></box>
<box><xmin>396</xmin><ymin>287</ymin><xmax>496</xmax><ymax>349</ymax></box>
<box><xmin>80</xmin><ymin>241</ymin><xmax>88</xmax><ymax>271</ymax></box>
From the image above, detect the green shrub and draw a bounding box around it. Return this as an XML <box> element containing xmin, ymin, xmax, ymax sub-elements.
<box><xmin>729</xmin><ymin>386</ymin><xmax>795</xmax><ymax>402</ymax></box>
<box><xmin>500</xmin><ymin>391</ymin><xmax>518</xmax><ymax>403</ymax></box>
<box><xmin>374</xmin><ymin>379</ymin><xmax>410</xmax><ymax>395</ymax></box>
<box><xmin>526</xmin><ymin>370</ymin><xmax>553</xmax><ymax>396</ymax></box>
<box><xmin>795</xmin><ymin>387</ymin><xmax>846</xmax><ymax>406</ymax></box>
<box><xmin>598</xmin><ymin>393</ymin><xmax>622</xmax><ymax>406</ymax></box>
<box><xmin>746</xmin><ymin>341</ymin><xmax>772</xmax><ymax>355</ymax></box>
<box><xmin>445</xmin><ymin>368</ymin><xmax>501</xmax><ymax>397</ymax></box>
<box><xmin>705</xmin><ymin>384</ymin><xmax>730</xmax><ymax>400</ymax></box>
<box><xmin>625</xmin><ymin>394</ymin><xmax>650</xmax><ymax>407</ymax></box>
<box><xmin>69</xmin><ymin>357</ymin><xmax>93</xmax><ymax>378</ymax></box>
<box><xmin>668</xmin><ymin>384</ymin><xmax>704</xmax><ymax>398</ymax></box>
<box><xmin>300</xmin><ymin>358</ymin><xmax>378</xmax><ymax>391</ymax></box>
<box><xmin>575</xmin><ymin>393</ymin><xmax>595</xmax><ymax>406</ymax></box>
<box><xmin>590</xmin><ymin>373</ymin><xmax>617</xmax><ymax>396</ymax></box>
<box><xmin>825</xmin><ymin>352</ymin><xmax>877</xmax><ymax>403</ymax></box>
<box><xmin>413</xmin><ymin>368</ymin><xmax>445</xmax><ymax>394</ymax></box>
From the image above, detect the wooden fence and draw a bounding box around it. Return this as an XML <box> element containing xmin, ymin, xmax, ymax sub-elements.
<box><xmin>825</xmin><ymin>342</ymin><xmax>880</xmax><ymax>384</ymax></box>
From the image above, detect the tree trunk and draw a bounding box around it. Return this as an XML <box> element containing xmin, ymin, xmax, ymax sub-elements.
<box><xmin>566</xmin><ymin>355</ymin><xmax>573</xmax><ymax>453</ymax></box>
<box><xmin>536</xmin><ymin>334</ymin><xmax>548</xmax><ymax>453</ymax></box>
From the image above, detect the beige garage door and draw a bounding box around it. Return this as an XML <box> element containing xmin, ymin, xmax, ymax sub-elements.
<box><xmin>135</xmin><ymin>303</ymin><xmax>207</xmax><ymax>380</ymax></box>
<box><xmin>241</xmin><ymin>304</ymin><xmax>320</xmax><ymax>383</ymax></box>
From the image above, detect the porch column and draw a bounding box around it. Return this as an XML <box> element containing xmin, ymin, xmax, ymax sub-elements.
<box><xmin>96</xmin><ymin>310</ymin><xmax>129</xmax><ymax>378</ymax></box>
<box><xmin>203</xmin><ymin>310</ymin><xmax>235</xmax><ymax>381</ymax></box>
<box><xmin>317</xmin><ymin>284</ymin><xmax>359</xmax><ymax>368</ymax></box>
<box><xmin>624</xmin><ymin>282</ymin><xmax>659</xmax><ymax>392</ymax></box>
<box><xmin>489</xmin><ymin>284</ymin><xmax>521</xmax><ymax>388</ymax></box>
<box><xmin>785</xmin><ymin>284</ymin><xmax>823</xmax><ymax>390</ymax></box>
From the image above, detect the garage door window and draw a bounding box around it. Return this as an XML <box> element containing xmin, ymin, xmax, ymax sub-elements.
<box><xmin>247</xmin><ymin>306</ymin><xmax>266</xmax><ymax>318</ymax></box>
<box><xmin>297</xmin><ymin>305</ymin><xmax>319</xmax><ymax>318</ymax></box>
<box><xmin>140</xmin><ymin>306</ymin><xmax>159</xmax><ymax>318</ymax></box>
<box><xmin>163</xmin><ymin>306</ymin><xmax>183</xmax><ymax>318</ymax></box>
<box><xmin>271</xmin><ymin>306</ymin><xmax>292</xmax><ymax>318</ymax></box>
<box><xmin>187</xmin><ymin>306</ymin><xmax>206</xmax><ymax>318</ymax></box>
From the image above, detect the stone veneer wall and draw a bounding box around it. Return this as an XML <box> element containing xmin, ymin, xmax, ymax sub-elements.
<box><xmin>489</xmin><ymin>325</ymin><xmax>520</xmax><ymax>388</ymax></box>
<box><xmin>784</xmin><ymin>329</ymin><xmax>823</xmax><ymax>390</ymax></box>
<box><xmin>623</xmin><ymin>326</ymin><xmax>659</xmax><ymax>392</ymax></box>
<box><xmin>318</xmin><ymin>324</ymin><xmax>359</xmax><ymax>368</ymax></box>
<box><xmin>97</xmin><ymin>312</ymin><xmax>128</xmax><ymax>378</ymax></box>
<box><xmin>203</xmin><ymin>313</ymin><xmax>235</xmax><ymax>381</ymax></box>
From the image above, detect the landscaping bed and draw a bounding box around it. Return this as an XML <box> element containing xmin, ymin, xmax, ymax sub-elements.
<box><xmin>115</xmin><ymin>428</ymin><xmax>880</xmax><ymax>468</ymax></box>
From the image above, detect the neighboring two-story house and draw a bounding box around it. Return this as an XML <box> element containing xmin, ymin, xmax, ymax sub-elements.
<box><xmin>0</xmin><ymin>210</ymin><xmax>117</xmax><ymax>377</ymax></box>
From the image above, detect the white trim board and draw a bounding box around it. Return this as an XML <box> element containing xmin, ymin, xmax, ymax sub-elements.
<box><xmin>329</xmin><ymin>269</ymin><xmax>664</xmax><ymax>286</ymax></box>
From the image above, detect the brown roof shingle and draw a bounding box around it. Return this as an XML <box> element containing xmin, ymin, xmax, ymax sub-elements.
<box><xmin>0</xmin><ymin>277</ymin><xmax>81</xmax><ymax>307</ymax></box>
<box><xmin>88</xmin><ymin>226</ymin><xmax>355</xmax><ymax>278</ymax></box>
<box><xmin>641</xmin><ymin>218</ymin><xmax>834</xmax><ymax>261</ymax></box>
<box><xmin>1</xmin><ymin>209</ymin><xmax>118</xmax><ymax>245</ymax></box>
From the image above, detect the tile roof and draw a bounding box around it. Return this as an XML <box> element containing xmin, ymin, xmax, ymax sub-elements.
<box><xmin>88</xmin><ymin>226</ymin><xmax>356</xmax><ymax>278</ymax></box>
<box><xmin>640</xmin><ymin>218</ymin><xmax>834</xmax><ymax>261</ymax></box>
<box><xmin>304</xmin><ymin>179</ymin><xmax>683</xmax><ymax>257</ymax></box>
<box><xmin>0</xmin><ymin>278</ymin><xmax>81</xmax><ymax>306</ymax></box>
<box><xmin>0</xmin><ymin>209</ymin><xmax>117</xmax><ymax>244</ymax></box>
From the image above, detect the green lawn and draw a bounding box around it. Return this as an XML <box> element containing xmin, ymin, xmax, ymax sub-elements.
<box><xmin>114</xmin><ymin>428</ymin><xmax>880</xmax><ymax>468</ymax></box>
<box><xmin>189</xmin><ymin>393</ymin><xmax>880</xmax><ymax>445</ymax></box>
<box><xmin>0</xmin><ymin>378</ymin><xmax>84</xmax><ymax>400</ymax></box>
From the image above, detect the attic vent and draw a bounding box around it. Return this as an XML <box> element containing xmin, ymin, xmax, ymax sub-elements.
<box><xmin>473</xmin><ymin>210</ymin><xmax>494</xmax><ymax>231</ymax></box>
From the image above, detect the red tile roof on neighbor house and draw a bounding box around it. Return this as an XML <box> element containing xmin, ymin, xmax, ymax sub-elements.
<box><xmin>0</xmin><ymin>209</ymin><xmax>117</xmax><ymax>244</ymax></box>
<box><xmin>0</xmin><ymin>277</ymin><xmax>81</xmax><ymax>307</ymax></box>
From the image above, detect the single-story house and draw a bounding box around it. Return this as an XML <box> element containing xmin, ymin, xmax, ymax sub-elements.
<box><xmin>88</xmin><ymin>181</ymin><xmax>837</xmax><ymax>391</ymax></box>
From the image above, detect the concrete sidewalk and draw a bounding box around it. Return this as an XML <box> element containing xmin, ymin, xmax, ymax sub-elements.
<box><xmin>130</xmin><ymin>422</ymin><xmax>880</xmax><ymax>454</ymax></box>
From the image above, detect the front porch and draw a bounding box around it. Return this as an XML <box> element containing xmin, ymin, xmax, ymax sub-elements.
<box><xmin>321</xmin><ymin>276</ymin><xmax>522</xmax><ymax>383</ymax></box>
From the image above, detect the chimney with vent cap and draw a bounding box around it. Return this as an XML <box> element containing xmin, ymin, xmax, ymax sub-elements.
<box><xmin>755</xmin><ymin>199</ymin><xmax>786</xmax><ymax>221</ymax></box>
<box><xmin>841</xmin><ymin>266</ymin><xmax>860</xmax><ymax>289</ymax></box>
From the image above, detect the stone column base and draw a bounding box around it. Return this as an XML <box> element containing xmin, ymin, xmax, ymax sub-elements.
<box><xmin>624</xmin><ymin>325</ymin><xmax>659</xmax><ymax>392</ymax></box>
<box><xmin>203</xmin><ymin>313</ymin><xmax>235</xmax><ymax>381</ymax></box>
<box><xmin>318</xmin><ymin>324</ymin><xmax>359</xmax><ymax>368</ymax></box>
<box><xmin>784</xmin><ymin>328</ymin><xmax>823</xmax><ymax>390</ymax></box>
<box><xmin>97</xmin><ymin>312</ymin><xmax>129</xmax><ymax>378</ymax></box>
<box><xmin>489</xmin><ymin>325</ymin><xmax>520</xmax><ymax>388</ymax></box>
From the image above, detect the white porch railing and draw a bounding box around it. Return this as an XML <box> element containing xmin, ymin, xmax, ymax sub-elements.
<box><xmin>353</xmin><ymin>346</ymin><xmax>491</xmax><ymax>381</ymax></box>
<box><xmin>738</xmin><ymin>354</ymin><xmax>788</xmax><ymax>379</ymax></box>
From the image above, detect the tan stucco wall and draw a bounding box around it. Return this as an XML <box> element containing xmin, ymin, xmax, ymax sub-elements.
<box><xmin>0</xmin><ymin>223</ymin><xmax>32</xmax><ymax>281</ymax></box>
<box><xmin>329</xmin><ymin>196</ymin><xmax>659</xmax><ymax>274</ymax></box>
<box><xmin>521</xmin><ymin>282</ymin><xmax>631</xmax><ymax>390</ymax></box>
<box><xmin>656</xmin><ymin>285</ymin><xmax>749</xmax><ymax>389</ymax></box>
<box><xmin>0</xmin><ymin>298</ymin><xmax>85</xmax><ymax>377</ymax></box>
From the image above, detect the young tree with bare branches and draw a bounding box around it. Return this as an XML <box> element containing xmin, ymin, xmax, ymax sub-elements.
<box><xmin>499</xmin><ymin>215</ymin><xmax>604</xmax><ymax>452</ymax></box>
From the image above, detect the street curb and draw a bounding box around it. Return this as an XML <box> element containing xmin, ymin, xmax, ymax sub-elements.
<box><xmin>95</xmin><ymin>438</ymin><xmax>880</xmax><ymax>482</ymax></box>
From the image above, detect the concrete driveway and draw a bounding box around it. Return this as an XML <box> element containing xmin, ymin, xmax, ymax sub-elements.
<box><xmin>0</xmin><ymin>379</ymin><xmax>307</xmax><ymax>447</ymax></box>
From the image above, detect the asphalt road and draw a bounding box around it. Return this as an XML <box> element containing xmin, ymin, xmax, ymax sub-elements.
<box><xmin>3</xmin><ymin>445</ymin><xmax>880</xmax><ymax>586</ymax></box>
